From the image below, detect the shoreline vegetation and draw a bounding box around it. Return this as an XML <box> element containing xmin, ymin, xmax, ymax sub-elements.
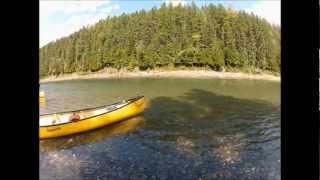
<box><xmin>40</xmin><ymin>68</ymin><xmax>280</xmax><ymax>83</ymax></box>
<box><xmin>40</xmin><ymin>3</ymin><xmax>280</xmax><ymax>79</ymax></box>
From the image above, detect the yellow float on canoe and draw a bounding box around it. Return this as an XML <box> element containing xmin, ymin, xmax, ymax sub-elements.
<box><xmin>39</xmin><ymin>91</ymin><xmax>45</xmax><ymax>103</ymax></box>
<box><xmin>39</xmin><ymin>91</ymin><xmax>45</xmax><ymax>98</ymax></box>
<box><xmin>39</xmin><ymin>96</ymin><xmax>145</xmax><ymax>139</ymax></box>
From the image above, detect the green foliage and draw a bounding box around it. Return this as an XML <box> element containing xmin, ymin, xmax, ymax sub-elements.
<box><xmin>210</xmin><ymin>42</ymin><xmax>225</xmax><ymax>70</ymax></box>
<box><xmin>224</xmin><ymin>47</ymin><xmax>241</xmax><ymax>67</ymax></box>
<box><xmin>39</xmin><ymin>3</ymin><xmax>280</xmax><ymax>77</ymax></box>
<box><xmin>176</xmin><ymin>47</ymin><xmax>198</xmax><ymax>66</ymax></box>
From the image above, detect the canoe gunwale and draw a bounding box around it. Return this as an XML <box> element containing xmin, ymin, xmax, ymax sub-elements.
<box><xmin>39</xmin><ymin>96</ymin><xmax>144</xmax><ymax>128</ymax></box>
<box><xmin>40</xmin><ymin>95</ymin><xmax>144</xmax><ymax>116</ymax></box>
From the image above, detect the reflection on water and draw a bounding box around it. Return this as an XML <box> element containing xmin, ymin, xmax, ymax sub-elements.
<box><xmin>39</xmin><ymin>99</ymin><xmax>46</xmax><ymax>108</ymax></box>
<box><xmin>40</xmin><ymin>78</ymin><xmax>279</xmax><ymax>115</ymax></box>
<box><xmin>40</xmin><ymin>78</ymin><xmax>280</xmax><ymax>180</ymax></box>
<box><xmin>215</xmin><ymin>139</ymin><xmax>241</xmax><ymax>165</ymax></box>
<box><xmin>40</xmin><ymin>116</ymin><xmax>145</xmax><ymax>152</ymax></box>
<box><xmin>40</xmin><ymin>116</ymin><xmax>145</xmax><ymax>179</ymax></box>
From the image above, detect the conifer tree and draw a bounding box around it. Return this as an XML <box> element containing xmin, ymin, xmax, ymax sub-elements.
<box><xmin>39</xmin><ymin>3</ymin><xmax>280</xmax><ymax>78</ymax></box>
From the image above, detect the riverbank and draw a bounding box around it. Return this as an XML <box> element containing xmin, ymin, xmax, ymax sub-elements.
<box><xmin>40</xmin><ymin>69</ymin><xmax>280</xmax><ymax>83</ymax></box>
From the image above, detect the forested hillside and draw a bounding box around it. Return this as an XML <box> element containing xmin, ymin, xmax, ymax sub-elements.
<box><xmin>40</xmin><ymin>3</ymin><xmax>280</xmax><ymax>78</ymax></box>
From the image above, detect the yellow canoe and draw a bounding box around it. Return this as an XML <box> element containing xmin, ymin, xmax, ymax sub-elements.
<box><xmin>40</xmin><ymin>116</ymin><xmax>144</xmax><ymax>151</ymax></box>
<box><xmin>39</xmin><ymin>96</ymin><xmax>145</xmax><ymax>139</ymax></box>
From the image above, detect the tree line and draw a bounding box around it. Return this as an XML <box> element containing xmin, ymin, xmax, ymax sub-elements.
<box><xmin>40</xmin><ymin>3</ymin><xmax>280</xmax><ymax>78</ymax></box>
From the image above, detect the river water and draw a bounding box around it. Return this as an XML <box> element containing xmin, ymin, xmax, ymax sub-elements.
<box><xmin>40</xmin><ymin>78</ymin><xmax>280</xmax><ymax>180</ymax></box>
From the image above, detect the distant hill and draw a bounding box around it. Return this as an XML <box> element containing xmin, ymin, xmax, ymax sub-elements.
<box><xmin>40</xmin><ymin>3</ymin><xmax>280</xmax><ymax>78</ymax></box>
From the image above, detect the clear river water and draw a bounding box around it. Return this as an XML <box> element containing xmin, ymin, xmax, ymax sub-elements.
<box><xmin>40</xmin><ymin>78</ymin><xmax>280</xmax><ymax>180</ymax></box>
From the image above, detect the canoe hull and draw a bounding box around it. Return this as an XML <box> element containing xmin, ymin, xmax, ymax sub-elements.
<box><xmin>39</xmin><ymin>97</ymin><xmax>145</xmax><ymax>139</ymax></box>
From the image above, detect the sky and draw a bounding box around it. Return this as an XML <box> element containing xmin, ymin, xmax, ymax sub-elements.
<box><xmin>40</xmin><ymin>0</ymin><xmax>280</xmax><ymax>47</ymax></box>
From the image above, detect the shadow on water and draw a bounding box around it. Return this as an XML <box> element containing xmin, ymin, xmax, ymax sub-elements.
<box><xmin>142</xmin><ymin>89</ymin><xmax>279</xmax><ymax>137</ymax></box>
<box><xmin>40</xmin><ymin>89</ymin><xmax>280</xmax><ymax>180</ymax></box>
<box><xmin>131</xmin><ymin>89</ymin><xmax>280</xmax><ymax>179</ymax></box>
